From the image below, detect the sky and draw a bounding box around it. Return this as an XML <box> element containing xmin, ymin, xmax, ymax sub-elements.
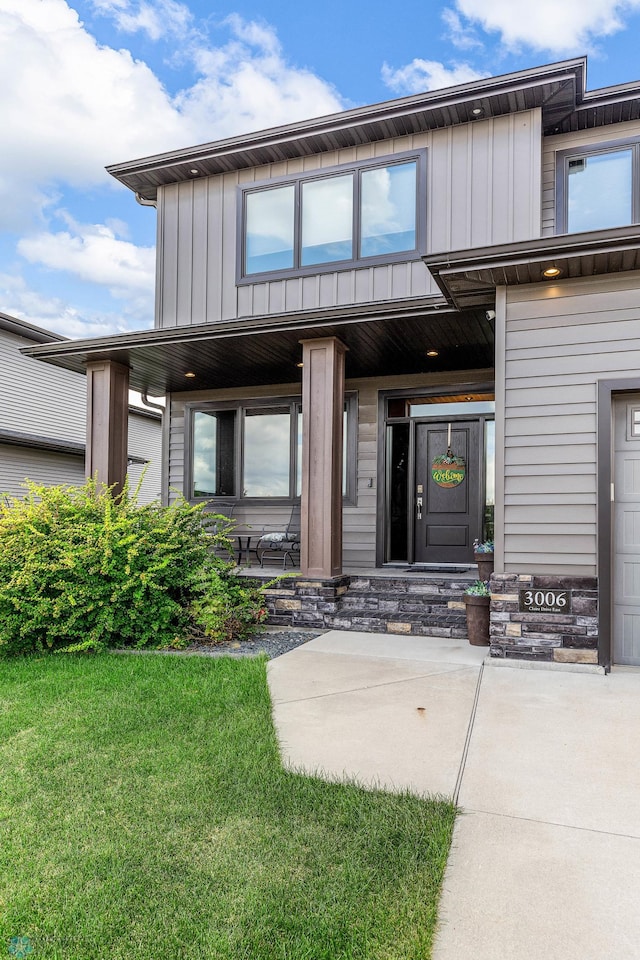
<box><xmin>3</xmin><ymin>0</ymin><xmax>640</xmax><ymax>340</ymax></box>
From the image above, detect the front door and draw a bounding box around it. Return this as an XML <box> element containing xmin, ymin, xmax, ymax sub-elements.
<box><xmin>613</xmin><ymin>395</ymin><xmax>640</xmax><ymax>664</ymax></box>
<box><xmin>414</xmin><ymin>421</ymin><xmax>482</xmax><ymax>564</ymax></box>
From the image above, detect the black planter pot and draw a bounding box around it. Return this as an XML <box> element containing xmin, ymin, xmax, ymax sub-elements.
<box><xmin>464</xmin><ymin>594</ymin><xmax>490</xmax><ymax>646</ymax></box>
<box><xmin>474</xmin><ymin>551</ymin><xmax>494</xmax><ymax>582</ymax></box>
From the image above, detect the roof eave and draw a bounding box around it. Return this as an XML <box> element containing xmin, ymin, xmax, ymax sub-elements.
<box><xmin>424</xmin><ymin>225</ymin><xmax>640</xmax><ymax>309</ymax></box>
<box><xmin>108</xmin><ymin>59</ymin><xmax>586</xmax><ymax>201</ymax></box>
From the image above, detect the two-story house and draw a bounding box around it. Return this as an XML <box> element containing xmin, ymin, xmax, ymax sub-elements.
<box><xmin>25</xmin><ymin>57</ymin><xmax>640</xmax><ymax>669</ymax></box>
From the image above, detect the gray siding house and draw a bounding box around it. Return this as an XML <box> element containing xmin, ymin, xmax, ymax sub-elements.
<box><xmin>1</xmin><ymin>313</ymin><xmax>162</xmax><ymax>501</ymax></box>
<box><xmin>25</xmin><ymin>57</ymin><xmax>640</xmax><ymax>669</ymax></box>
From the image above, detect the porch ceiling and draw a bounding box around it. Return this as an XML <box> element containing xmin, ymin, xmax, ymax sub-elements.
<box><xmin>425</xmin><ymin>225</ymin><xmax>640</xmax><ymax>310</ymax></box>
<box><xmin>23</xmin><ymin>302</ymin><xmax>494</xmax><ymax>396</ymax></box>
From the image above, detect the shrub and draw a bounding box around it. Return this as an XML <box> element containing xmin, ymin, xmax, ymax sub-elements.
<box><xmin>0</xmin><ymin>478</ymin><xmax>252</xmax><ymax>656</ymax></box>
<box><xmin>190</xmin><ymin>568</ymin><xmax>269</xmax><ymax>643</ymax></box>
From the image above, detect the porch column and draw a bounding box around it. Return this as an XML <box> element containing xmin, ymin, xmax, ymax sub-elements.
<box><xmin>85</xmin><ymin>360</ymin><xmax>129</xmax><ymax>497</ymax></box>
<box><xmin>300</xmin><ymin>337</ymin><xmax>347</xmax><ymax>578</ymax></box>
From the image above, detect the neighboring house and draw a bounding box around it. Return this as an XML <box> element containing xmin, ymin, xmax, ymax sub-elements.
<box><xmin>1</xmin><ymin>312</ymin><xmax>162</xmax><ymax>501</ymax></box>
<box><xmin>24</xmin><ymin>57</ymin><xmax>640</xmax><ymax>668</ymax></box>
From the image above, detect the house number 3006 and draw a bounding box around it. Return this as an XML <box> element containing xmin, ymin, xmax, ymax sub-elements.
<box><xmin>518</xmin><ymin>589</ymin><xmax>572</xmax><ymax>614</ymax></box>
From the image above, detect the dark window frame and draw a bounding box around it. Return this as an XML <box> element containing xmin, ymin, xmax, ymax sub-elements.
<box><xmin>555</xmin><ymin>136</ymin><xmax>640</xmax><ymax>235</ymax></box>
<box><xmin>236</xmin><ymin>149</ymin><xmax>427</xmax><ymax>284</ymax></box>
<box><xmin>185</xmin><ymin>392</ymin><xmax>358</xmax><ymax>505</ymax></box>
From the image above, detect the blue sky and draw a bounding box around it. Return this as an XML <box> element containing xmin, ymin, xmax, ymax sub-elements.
<box><xmin>3</xmin><ymin>0</ymin><xmax>640</xmax><ymax>339</ymax></box>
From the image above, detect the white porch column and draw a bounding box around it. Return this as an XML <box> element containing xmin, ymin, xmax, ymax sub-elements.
<box><xmin>300</xmin><ymin>337</ymin><xmax>346</xmax><ymax>578</ymax></box>
<box><xmin>85</xmin><ymin>360</ymin><xmax>130</xmax><ymax>497</ymax></box>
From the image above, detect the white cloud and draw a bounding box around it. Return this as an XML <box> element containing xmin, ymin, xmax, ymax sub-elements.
<box><xmin>0</xmin><ymin>271</ymin><xmax>137</xmax><ymax>338</ymax></box>
<box><xmin>18</xmin><ymin>217</ymin><xmax>156</xmax><ymax>301</ymax></box>
<box><xmin>382</xmin><ymin>58</ymin><xmax>487</xmax><ymax>95</ymax></box>
<box><xmin>450</xmin><ymin>0</ymin><xmax>640</xmax><ymax>53</ymax></box>
<box><xmin>90</xmin><ymin>0</ymin><xmax>193</xmax><ymax>41</ymax></box>
<box><xmin>442</xmin><ymin>8</ymin><xmax>484</xmax><ymax>50</ymax></box>
<box><xmin>0</xmin><ymin>1</ymin><xmax>344</xmax><ymax>230</ymax></box>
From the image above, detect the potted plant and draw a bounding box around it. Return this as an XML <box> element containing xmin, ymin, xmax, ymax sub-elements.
<box><xmin>473</xmin><ymin>539</ymin><xmax>494</xmax><ymax>581</ymax></box>
<box><xmin>464</xmin><ymin>580</ymin><xmax>491</xmax><ymax>646</ymax></box>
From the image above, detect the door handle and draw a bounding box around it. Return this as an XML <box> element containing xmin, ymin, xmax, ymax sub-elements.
<box><xmin>416</xmin><ymin>496</ymin><xmax>423</xmax><ymax>520</ymax></box>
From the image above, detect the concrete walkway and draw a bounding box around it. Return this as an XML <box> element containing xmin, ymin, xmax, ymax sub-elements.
<box><xmin>267</xmin><ymin>631</ymin><xmax>640</xmax><ymax>960</ymax></box>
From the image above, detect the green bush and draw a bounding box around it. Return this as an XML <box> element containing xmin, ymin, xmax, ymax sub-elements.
<box><xmin>190</xmin><ymin>568</ymin><xmax>269</xmax><ymax>643</ymax></box>
<box><xmin>0</xmin><ymin>478</ymin><xmax>265</xmax><ymax>656</ymax></box>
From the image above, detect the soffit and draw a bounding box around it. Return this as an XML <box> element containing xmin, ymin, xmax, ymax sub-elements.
<box><xmin>23</xmin><ymin>305</ymin><xmax>494</xmax><ymax>395</ymax></box>
<box><xmin>425</xmin><ymin>225</ymin><xmax>640</xmax><ymax>309</ymax></box>
<box><xmin>108</xmin><ymin>61</ymin><xmax>585</xmax><ymax>201</ymax></box>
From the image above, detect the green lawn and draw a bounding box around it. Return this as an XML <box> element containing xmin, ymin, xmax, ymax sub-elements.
<box><xmin>0</xmin><ymin>654</ymin><xmax>455</xmax><ymax>960</ymax></box>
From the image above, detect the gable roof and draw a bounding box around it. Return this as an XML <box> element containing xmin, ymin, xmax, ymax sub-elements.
<box><xmin>107</xmin><ymin>58</ymin><xmax>640</xmax><ymax>203</ymax></box>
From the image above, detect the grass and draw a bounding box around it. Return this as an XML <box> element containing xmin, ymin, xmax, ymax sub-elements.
<box><xmin>0</xmin><ymin>653</ymin><xmax>456</xmax><ymax>960</ymax></box>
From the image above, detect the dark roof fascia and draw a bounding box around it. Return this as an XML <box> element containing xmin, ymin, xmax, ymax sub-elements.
<box><xmin>0</xmin><ymin>429</ymin><xmax>152</xmax><ymax>462</ymax></box>
<box><xmin>0</xmin><ymin>429</ymin><xmax>84</xmax><ymax>457</ymax></box>
<box><xmin>107</xmin><ymin>59</ymin><xmax>586</xmax><ymax>200</ymax></box>
<box><xmin>0</xmin><ymin>312</ymin><xmax>67</xmax><ymax>344</ymax></box>
<box><xmin>21</xmin><ymin>295</ymin><xmax>450</xmax><ymax>366</ymax></box>
<box><xmin>424</xmin><ymin>225</ymin><xmax>640</xmax><ymax>307</ymax></box>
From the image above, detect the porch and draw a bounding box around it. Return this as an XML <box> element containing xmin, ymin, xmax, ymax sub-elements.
<box><xmin>236</xmin><ymin>564</ymin><xmax>479</xmax><ymax>638</ymax></box>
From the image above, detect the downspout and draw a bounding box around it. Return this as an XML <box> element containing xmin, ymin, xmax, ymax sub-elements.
<box><xmin>140</xmin><ymin>392</ymin><xmax>164</xmax><ymax>414</ymax></box>
<box><xmin>135</xmin><ymin>193</ymin><xmax>157</xmax><ymax>208</ymax></box>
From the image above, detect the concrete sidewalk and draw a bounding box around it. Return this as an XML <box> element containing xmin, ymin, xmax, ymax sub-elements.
<box><xmin>267</xmin><ymin>631</ymin><xmax>640</xmax><ymax>960</ymax></box>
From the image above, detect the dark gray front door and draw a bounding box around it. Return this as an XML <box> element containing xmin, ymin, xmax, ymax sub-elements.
<box><xmin>414</xmin><ymin>421</ymin><xmax>481</xmax><ymax>564</ymax></box>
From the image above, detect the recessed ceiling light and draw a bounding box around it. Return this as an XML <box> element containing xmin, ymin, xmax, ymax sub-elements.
<box><xmin>471</xmin><ymin>106</ymin><xmax>483</xmax><ymax>116</ymax></box>
<box><xmin>465</xmin><ymin>396</ymin><xmax>473</xmax><ymax>401</ymax></box>
<box><xmin>185</xmin><ymin>371</ymin><xmax>196</xmax><ymax>378</ymax></box>
<box><xmin>543</xmin><ymin>264</ymin><xmax>562</xmax><ymax>278</ymax></box>
<box><xmin>426</xmin><ymin>349</ymin><xmax>439</xmax><ymax>358</ymax></box>
<box><xmin>190</xmin><ymin>168</ymin><xmax>199</xmax><ymax>175</ymax></box>
<box><xmin>296</xmin><ymin>362</ymin><xmax>304</xmax><ymax>368</ymax></box>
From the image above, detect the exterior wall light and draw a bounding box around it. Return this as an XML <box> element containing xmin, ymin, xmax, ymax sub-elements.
<box><xmin>543</xmin><ymin>264</ymin><xmax>562</xmax><ymax>278</ymax></box>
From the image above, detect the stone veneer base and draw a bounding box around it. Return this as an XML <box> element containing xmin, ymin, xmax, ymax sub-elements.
<box><xmin>489</xmin><ymin>573</ymin><xmax>599</xmax><ymax>665</ymax></box>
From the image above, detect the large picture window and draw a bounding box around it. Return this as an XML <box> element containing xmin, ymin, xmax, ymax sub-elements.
<box><xmin>556</xmin><ymin>139</ymin><xmax>640</xmax><ymax>234</ymax></box>
<box><xmin>238</xmin><ymin>151</ymin><xmax>425</xmax><ymax>281</ymax></box>
<box><xmin>187</xmin><ymin>394</ymin><xmax>357</xmax><ymax>502</ymax></box>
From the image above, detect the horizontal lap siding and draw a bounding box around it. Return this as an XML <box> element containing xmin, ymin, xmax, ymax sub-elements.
<box><xmin>127</xmin><ymin>414</ymin><xmax>163</xmax><ymax>503</ymax></box>
<box><xmin>0</xmin><ymin>447</ymin><xmax>84</xmax><ymax>497</ymax></box>
<box><xmin>169</xmin><ymin>369</ymin><xmax>494</xmax><ymax>568</ymax></box>
<box><xmin>157</xmin><ymin>112</ymin><xmax>541</xmax><ymax>326</ymax></box>
<box><xmin>503</xmin><ymin>273</ymin><xmax>640</xmax><ymax>574</ymax></box>
<box><xmin>542</xmin><ymin>120</ymin><xmax>640</xmax><ymax>236</ymax></box>
<box><xmin>1</xmin><ymin>329</ymin><xmax>85</xmax><ymax>442</ymax></box>
<box><xmin>1</xmin><ymin>328</ymin><xmax>161</xmax><ymax>498</ymax></box>
<box><xmin>168</xmin><ymin>380</ymin><xmax>378</xmax><ymax>566</ymax></box>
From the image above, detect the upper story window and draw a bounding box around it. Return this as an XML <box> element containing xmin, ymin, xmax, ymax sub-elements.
<box><xmin>238</xmin><ymin>150</ymin><xmax>426</xmax><ymax>282</ymax></box>
<box><xmin>556</xmin><ymin>138</ymin><xmax>640</xmax><ymax>234</ymax></box>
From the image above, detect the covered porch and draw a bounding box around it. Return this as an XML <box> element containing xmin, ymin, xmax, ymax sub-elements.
<box><xmin>23</xmin><ymin>298</ymin><xmax>495</xmax><ymax>579</ymax></box>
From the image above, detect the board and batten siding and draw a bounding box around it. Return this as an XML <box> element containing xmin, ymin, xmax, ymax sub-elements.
<box><xmin>542</xmin><ymin>119</ymin><xmax>640</xmax><ymax>236</ymax></box>
<box><xmin>156</xmin><ymin>111</ymin><xmax>542</xmax><ymax>328</ymax></box>
<box><xmin>500</xmin><ymin>271</ymin><xmax>640</xmax><ymax>575</ymax></box>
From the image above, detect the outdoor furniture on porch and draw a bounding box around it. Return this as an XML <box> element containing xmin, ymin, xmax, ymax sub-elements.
<box><xmin>256</xmin><ymin>503</ymin><xmax>301</xmax><ymax>569</ymax></box>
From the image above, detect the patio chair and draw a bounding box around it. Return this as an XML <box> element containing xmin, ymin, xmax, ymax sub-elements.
<box><xmin>201</xmin><ymin>502</ymin><xmax>237</xmax><ymax>558</ymax></box>
<box><xmin>256</xmin><ymin>502</ymin><xmax>301</xmax><ymax>569</ymax></box>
